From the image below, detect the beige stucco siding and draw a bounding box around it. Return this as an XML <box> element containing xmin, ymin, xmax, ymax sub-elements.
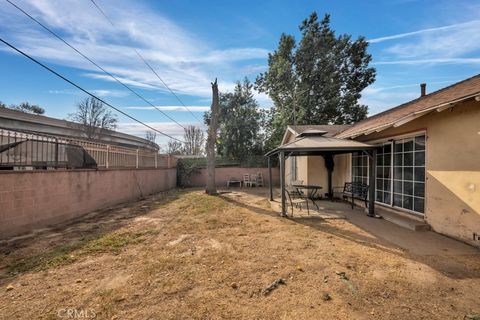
<box><xmin>295</xmin><ymin>156</ymin><xmax>309</xmax><ymax>184</ymax></box>
<box><xmin>333</xmin><ymin>154</ymin><xmax>351</xmax><ymax>189</ymax></box>
<box><xmin>307</xmin><ymin>156</ymin><xmax>327</xmax><ymax>189</ymax></box>
<box><xmin>359</xmin><ymin>99</ymin><xmax>480</xmax><ymax>247</ymax></box>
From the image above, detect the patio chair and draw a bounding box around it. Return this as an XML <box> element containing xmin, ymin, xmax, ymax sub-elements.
<box><xmin>243</xmin><ymin>174</ymin><xmax>251</xmax><ymax>187</ymax></box>
<box><xmin>250</xmin><ymin>173</ymin><xmax>258</xmax><ymax>187</ymax></box>
<box><xmin>285</xmin><ymin>188</ymin><xmax>309</xmax><ymax>216</ymax></box>
<box><xmin>289</xmin><ymin>180</ymin><xmax>305</xmax><ymax>198</ymax></box>
<box><xmin>256</xmin><ymin>172</ymin><xmax>264</xmax><ymax>187</ymax></box>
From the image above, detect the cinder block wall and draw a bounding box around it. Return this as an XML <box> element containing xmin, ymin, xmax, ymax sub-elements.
<box><xmin>184</xmin><ymin>167</ymin><xmax>280</xmax><ymax>188</ymax></box>
<box><xmin>0</xmin><ymin>168</ymin><xmax>176</xmax><ymax>239</ymax></box>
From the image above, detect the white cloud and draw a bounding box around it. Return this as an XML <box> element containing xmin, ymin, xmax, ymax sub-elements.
<box><xmin>48</xmin><ymin>88</ymin><xmax>129</xmax><ymax>97</ymax></box>
<box><xmin>117</xmin><ymin>121</ymin><xmax>207</xmax><ymax>145</ymax></box>
<box><xmin>370</xmin><ymin>18</ymin><xmax>480</xmax><ymax>66</ymax></box>
<box><xmin>126</xmin><ymin>106</ymin><xmax>210</xmax><ymax>112</ymax></box>
<box><xmin>374</xmin><ymin>58</ymin><xmax>480</xmax><ymax>66</ymax></box>
<box><xmin>91</xmin><ymin>89</ymin><xmax>129</xmax><ymax>98</ymax></box>
<box><xmin>368</xmin><ymin>20</ymin><xmax>480</xmax><ymax>43</ymax></box>
<box><xmin>0</xmin><ymin>0</ymin><xmax>268</xmax><ymax>100</ymax></box>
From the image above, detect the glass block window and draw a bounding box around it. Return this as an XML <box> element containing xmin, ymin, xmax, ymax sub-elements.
<box><xmin>375</xmin><ymin>144</ymin><xmax>392</xmax><ymax>205</ymax></box>
<box><xmin>352</xmin><ymin>152</ymin><xmax>369</xmax><ymax>185</ymax></box>
<box><xmin>393</xmin><ymin>135</ymin><xmax>425</xmax><ymax>213</ymax></box>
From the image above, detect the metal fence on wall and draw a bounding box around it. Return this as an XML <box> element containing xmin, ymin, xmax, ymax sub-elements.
<box><xmin>0</xmin><ymin>128</ymin><xmax>172</xmax><ymax>170</ymax></box>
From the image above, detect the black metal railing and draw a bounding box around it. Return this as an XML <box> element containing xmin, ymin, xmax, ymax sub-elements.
<box><xmin>0</xmin><ymin>128</ymin><xmax>172</xmax><ymax>170</ymax></box>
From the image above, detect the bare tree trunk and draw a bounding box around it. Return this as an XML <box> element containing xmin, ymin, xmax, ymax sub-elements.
<box><xmin>206</xmin><ymin>79</ymin><xmax>219</xmax><ymax>195</ymax></box>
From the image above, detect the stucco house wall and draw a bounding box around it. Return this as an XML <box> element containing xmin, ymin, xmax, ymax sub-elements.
<box><xmin>282</xmin><ymin>98</ymin><xmax>479</xmax><ymax>247</ymax></box>
<box><xmin>357</xmin><ymin>99</ymin><xmax>480</xmax><ymax>247</ymax></box>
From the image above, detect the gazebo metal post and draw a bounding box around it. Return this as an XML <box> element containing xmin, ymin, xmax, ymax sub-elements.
<box><xmin>323</xmin><ymin>153</ymin><xmax>334</xmax><ymax>200</ymax></box>
<box><xmin>268</xmin><ymin>156</ymin><xmax>273</xmax><ymax>201</ymax></box>
<box><xmin>279</xmin><ymin>151</ymin><xmax>286</xmax><ymax>216</ymax></box>
<box><xmin>367</xmin><ymin>148</ymin><xmax>377</xmax><ymax>217</ymax></box>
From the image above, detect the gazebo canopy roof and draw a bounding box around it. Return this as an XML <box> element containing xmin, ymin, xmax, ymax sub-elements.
<box><xmin>265</xmin><ymin>135</ymin><xmax>376</xmax><ymax>157</ymax></box>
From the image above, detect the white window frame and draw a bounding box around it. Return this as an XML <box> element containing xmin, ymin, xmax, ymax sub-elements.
<box><xmin>368</xmin><ymin>130</ymin><xmax>427</xmax><ymax>216</ymax></box>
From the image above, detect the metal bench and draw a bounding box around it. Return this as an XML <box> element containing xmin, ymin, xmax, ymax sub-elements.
<box><xmin>342</xmin><ymin>182</ymin><xmax>369</xmax><ymax>209</ymax></box>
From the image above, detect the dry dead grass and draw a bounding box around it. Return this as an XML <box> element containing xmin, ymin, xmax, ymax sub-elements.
<box><xmin>0</xmin><ymin>189</ymin><xmax>479</xmax><ymax>319</ymax></box>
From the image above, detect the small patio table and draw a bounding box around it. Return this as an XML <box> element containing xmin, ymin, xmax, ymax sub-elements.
<box><xmin>292</xmin><ymin>184</ymin><xmax>322</xmax><ymax>210</ymax></box>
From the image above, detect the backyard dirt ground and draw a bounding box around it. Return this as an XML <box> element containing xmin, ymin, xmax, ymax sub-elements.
<box><xmin>0</xmin><ymin>188</ymin><xmax>479</xmax><ymax>319</ymax></box>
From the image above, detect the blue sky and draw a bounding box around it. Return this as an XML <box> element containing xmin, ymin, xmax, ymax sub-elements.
<box><xmin>1</xmin><ymin>0</ymin><xmax>480</xmax><ymax>146</ymax></box>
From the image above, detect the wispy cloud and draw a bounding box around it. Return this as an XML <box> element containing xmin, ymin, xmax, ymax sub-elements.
<box><xmin>374</xmin><ymin>58</ymin><xmax>480</xmax><ymax>65</ymax></box>
<box><xmin>0</xmin><ymin>0</ymin><xmax>268</xmax><ymax>99</ymax></box>
<box><xmin>126</xmin><ymin>106</ymin><xmax>210</xmax><ymax>112</ymax></box>
<box><xmin>49</xmin><ymin>88</ymin><xmax>129</xmax><ymax>97</ymax></box>
<box><xmin>117</xmin><ymin>121</ymin><xmax>207</xmax><ymax>145</ymax></box>
<box><xmin>370</xmin><ymin>18</ymin><xmax>480</xmax><ymax>67</ymax></box>
<box><xmin>368</xmin><ymin>20</ymin><xmax>480</xmax><ymax>43</ymax></box>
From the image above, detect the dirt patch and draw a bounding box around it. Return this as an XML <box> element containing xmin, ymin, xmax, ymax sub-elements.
<box><xmin>0</xmin><ymin>188</ymin><xmax>479</xmax><ymax>319</ymax></box>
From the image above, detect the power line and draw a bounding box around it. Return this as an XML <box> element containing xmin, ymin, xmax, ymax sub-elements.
<box><xmin>6</xmin><ymin>0</ymin><xmax>188</xmax><ymax>131</ymax></box>
<box><xmin>0</xmin><ymin>37</ymin><xmax>185</xmax><ymax>143</ymax></box>
<box><xmin>89</xmin><ymin>0</ymin><xmax>204</xmax><ymax>123</ymax></box>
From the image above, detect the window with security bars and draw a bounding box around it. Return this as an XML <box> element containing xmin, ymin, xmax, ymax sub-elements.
<box><xmin>352</xmin><ymin>152</ymin><xmax>369</xmax><ymax>185</ymax></box>
<box><xmin>392</xmin><ymin>135</ymin><xmax>425</xmax><ymax>213</ymax></box>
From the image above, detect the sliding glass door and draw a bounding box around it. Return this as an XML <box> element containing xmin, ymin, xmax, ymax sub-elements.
<box><xmin>375</xmin><ymin>143</ymin><xmax>392</xmax><ymax>205</ymax></box>
<box><xmin>392</xmin><ymin>135</ymin><xmax>425</xmax><ymax>214</ymax></box>
<box><xmin>351</xmin><ymin>134</ymin><xmax>425</xmax><ymax>215</ymax></box>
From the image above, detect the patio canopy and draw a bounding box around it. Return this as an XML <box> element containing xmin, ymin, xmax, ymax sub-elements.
<box><xmin>265</xmin><ymin>135</ymin><xmax>376</xmax><ymax>157</ymax></box>
<box><xmin>265</xmin><ymin>133</ymin><xmax>379</xmax><ymax>218</ymax></box>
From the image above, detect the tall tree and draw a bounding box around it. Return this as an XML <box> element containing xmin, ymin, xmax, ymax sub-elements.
<box><xmin>206</xmin><ymin>79</ymin><xmax>219</xmax><ymax>195</ymax></box>
<box><xmin>68</xmin><ymin>97</ymin><xmax>118</xmax><ymax>139</ymax></box>
<box><xmin>220</xmin><ymin>78</ymin><xmax>264</xmax><ymax>159</ymax></box>
<box><xmin>183</xmin><ymin>125</ymin><xmax>205</xmax><ymax>156</ymax></box>
<box><xmin>256</xmin><ymin>12</ymin><xmax>376</xmax><ymax>147</ymax></box>
<box><xmin>205</xmin><ymin>78</ymin><xmax>265</xmax><ymax>159</ymax></box>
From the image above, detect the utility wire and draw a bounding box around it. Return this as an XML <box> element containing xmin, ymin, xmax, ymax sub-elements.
<box><xmin>89</xmin><ymin>0</ymin><xmax>203</xmax><ymax>123</ymax></box>
<box><xmin>6</xmin><ymin>0</ymin><xmax>188</xmax><ymax>131</ymax></box>
<box><xmin>0</xmin><ymin>37</ymin><xmax>185</xmax><ymax>143</ymax></box>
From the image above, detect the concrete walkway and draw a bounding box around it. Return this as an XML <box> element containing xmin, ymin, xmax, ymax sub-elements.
<box><xmin>256</xmin><ymin>189</ymin><xmax>479</xmax><ymax>256</ymax></box>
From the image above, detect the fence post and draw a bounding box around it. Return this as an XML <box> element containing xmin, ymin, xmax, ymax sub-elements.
<box><xmin>136</xmin><ymin>149</ymin><xmax>139</xmax><ymax>169</ymax></box>
<box><xmin>54</xmin><ymin>138</ymin><xmax>59</xmax><ymax>168</ymax></box>
<box><xmin>106</xmin><ymin>145</ymin><xmax>110</xmax><ymax>169</ymax></box>
<box><xmin>155</xmin><ymin>153</ymin><xmax>157</xmax><ymax>168</ymax></box>
<box><xmin>167</xmin><ymin>155</ymin><xmax>171</xmax><ymax>168</ymax></box>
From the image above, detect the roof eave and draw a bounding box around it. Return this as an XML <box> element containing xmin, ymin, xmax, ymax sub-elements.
<box><xmin>338</xmin><ymin>93</ymin><xmax>480</xmax><ymax>139</ymax></box>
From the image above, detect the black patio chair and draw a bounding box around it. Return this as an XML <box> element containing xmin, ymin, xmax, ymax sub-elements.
<box><xmin>285</xmin><ymin>188</ymin><xmax>310</xmax><ymax>217</ymax></box>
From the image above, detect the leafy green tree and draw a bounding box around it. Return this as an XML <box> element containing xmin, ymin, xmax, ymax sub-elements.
<box><xmin>256</xmin><ymin>12</ymin><xmax>376</xmax><ymax>147</ymax></box>
<box><xmin>205</xmin><ymin>78</ymin><xmax>264</xmax><ymax>160</ymax></box>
